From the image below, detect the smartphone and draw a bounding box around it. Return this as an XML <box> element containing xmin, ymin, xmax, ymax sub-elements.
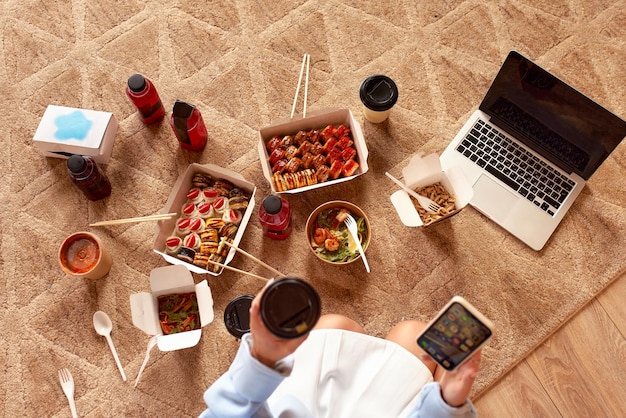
<box><xmin>416</xmin><ymin>296</ymin><xmax>494</xmax><ymax>371</ymax></box>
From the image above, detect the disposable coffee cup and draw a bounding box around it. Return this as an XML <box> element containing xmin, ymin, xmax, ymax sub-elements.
<box><xmin>58</xmin><ymin>232</ymin><xmax>112</xmax><ymax>280</ymax></box>
<box><xmin>224</xmin><ymin>295</ymin><xmax>254</xmax><ymax>338</ymax></box>
<box><xmin>359</xmin><ymin>75</ymin><xmax>399</xmax><ymax>123</ymax></box>
<box><xmin>260</xmin><ymin>277</ymin><xmax>321</xmax><ymax>339</ymax></box>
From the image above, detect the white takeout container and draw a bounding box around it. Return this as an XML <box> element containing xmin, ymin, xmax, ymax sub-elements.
<box><xmin>153</xmin><ymin>163</ymin><xmax>257</xmax><ymax>275</ymax></box>
<box><xmin>130</xmin><ymin>265</ymin><xmax>214</xmax><ymax>351</ymax></box>
<box><xmin>33</xmin><ymin>105</ymin><xmax>117</xmax><ymax>164</ymax></box>
<box><xmin>390</xmin><ymin>152</ymin><xmax>473</xmax><ymax>227</ymax></box>
<box><xmin>258</xmin><ymin>108</ymin><xmax>369</xmax><ymax>194</ymax></box>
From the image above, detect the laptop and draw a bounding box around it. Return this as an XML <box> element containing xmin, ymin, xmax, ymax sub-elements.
<box><xmin>440</xmin><ymin>51</ymin><xmax>626</xmax><ymax>250</ymax></box>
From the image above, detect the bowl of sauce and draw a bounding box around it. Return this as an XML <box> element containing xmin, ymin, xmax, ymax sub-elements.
<box><xmin>59</xmin><ymin>232</ymin><xmax>112</xmax><ymax>279</ymax></box>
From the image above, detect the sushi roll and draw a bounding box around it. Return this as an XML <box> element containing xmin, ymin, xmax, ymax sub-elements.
<box><xmin>181</xmin><ymin>202</ymin><xmax>198</xmax><ymax>218</ymax></box>
<box><xmin>177</xmin><ymin>247</ymin><xmax>196</xmax><ymax>263</ymax></box>
<box><xmin>213</xmin><ymin>179</ymin><xmax>234</xmax><ymax>196</ymax></box>
<box><xmin>175</xmin><ymin>217</ymin><xmax>192</xmax><ymax>236</ymax></box>
<box><xmin>202</xmin><ymin>187</ymin><xmax>219</xmax><ymax>203</ymax></box>
<box><xmin>197</xmin><ymin>202</ymin><xmax>214</xmax><ymax>219</ymax></box>
<box><xmin>222</xmin><ymin>209</ymin><xmax>242</xmax><ymax>225</ymax></box>
<box><xmin>193</xmin><ymin>253</ymin><xmax>210</xmax><ymax>269</ymax></box>
<box><xmin>183</xmin><ymin>232</ymin><xmax>201</xmax><ymax>251</ymax></box>
<box><xmin>188</xmin><ymin>217</ymin><xmax>205</xmax><ymax>234</ymax></box>
<box><xmin>200</xmin><ymin>241</ymin><xmax>218</xmax><ymax>255</ymax></box>
<box><xmin>165</xmin><ymin>236</ymin><xmax>183</xmax><ymax>255</ymax></box>
<box><xmin>186</xmin><ymin>188</ymin><xmax>204</xmax><ymax>204</ymax></box>
<box><xmin>212</xmin><ymin>196</ymin><xmax>229</xmax><ymax>215</ymax></box>
<box><xmin>219</xmin><ymin>222</ymin><xmax>239</xmax><ymax>240</ymax></box>
<box><xmin>192</xmin><ymin>173</ymin><xmax>212</xmax><ymax>189</ymax></box>
<box><xmin>229</xmin><ymin>195</ymin><xmax>249</xmax><ymax>211</ymax></box>
<box><xmin>200</xmin><ymin>228</ymin><xmax>219</xmax><ymax>243</ymax></box>
<box><xmin>205</xmin><ymin>217</ymin><xmax>225</xmax><ymax>230</ymax></box>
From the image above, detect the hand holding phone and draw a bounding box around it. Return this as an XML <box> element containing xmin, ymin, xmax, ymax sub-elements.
<box><xmin>416</xmin><ymin>296</ymin><xmax>494</xmax><ymax>371</ymax></box>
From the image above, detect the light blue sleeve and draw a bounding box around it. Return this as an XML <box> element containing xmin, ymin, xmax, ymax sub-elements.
<box><xmin>199</xmin><ymin>334</ymin><xmax>293</xmax><ymax>418</ymax></box>
<box><xmin>407</xmin><ymin>382</ymin><xmax>478</xmax><ymax>418</ymax></box>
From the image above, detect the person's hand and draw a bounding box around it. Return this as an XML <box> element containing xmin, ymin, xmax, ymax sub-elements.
<box><xmin>439</xmin><ymin>351</ymin><xmax>481</xmax><ymax>407</ymax></box>
<box><xmin>249</xmin><ymin>279</ymin><xmax>309</xmax><ymax>368</ymax></box>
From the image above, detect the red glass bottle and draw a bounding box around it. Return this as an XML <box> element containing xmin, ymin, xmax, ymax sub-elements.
<box><xmin>67</xmin><ymin>155</ymin><xmax>112</xmax><ymax>201</ymax></box>
<box><xmin>170</xmin><ymin>100</ymin><xmax>208</xmax><ymax>151</ymax></box>
<box><xmin>126</xmin><ymin>74</ymin><xmax>166</xmax><ymax>124</ymax></box>
<box><xmin>259</xmin><ymin>195</ymin><xmax>292</xmax><ymax>240</ymax></box>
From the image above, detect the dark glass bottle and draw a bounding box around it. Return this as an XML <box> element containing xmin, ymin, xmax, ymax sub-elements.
<box><xmin>126</xmin><ymin>74</ymin><xmax>166</xmax><ymax>124</ymax></box>
<box><xmin>258</xmin><ymin>195</ymin><xmax>292</xmax><ymax>240</ymax></box>
<box><xmin>67</xmin><ymin>155</ymin><xmax>112</xmax><ymax>201</ymax></box>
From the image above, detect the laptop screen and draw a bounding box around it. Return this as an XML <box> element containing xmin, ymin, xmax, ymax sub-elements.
<box><xmin>480</xmin><ymin>51</ymin><xmax>626</xmax><ymax>180</ymax></box>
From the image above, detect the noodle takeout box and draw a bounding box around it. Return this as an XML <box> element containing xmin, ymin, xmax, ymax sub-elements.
<box><xmin>130</xmin><ymin>265</ymin><xmax>214</xmax><ymax>351</ymax></box>
<box><xmin>390</xmin><ymin>152</ymin><xmax>473</xmax><ymax>227</ymax></box>
<box><xmin>33</xmin><ymin>105</ymin><xmax>117</xmax><ymax>164</ymax></box>
<box><xmin>258</xmin><ymin>108</ymin><xmax>369</xmax><ymax>193</ymax></box>
<box><xmin>152</xmin><ymin>163</ymin><xmax>257</xmax><ymax>275</ymax></box>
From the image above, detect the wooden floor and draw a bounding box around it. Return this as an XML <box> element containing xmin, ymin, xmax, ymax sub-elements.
<box><xmin>474</xmin><ymin>271</ymin><xmax>626</xmax><ymax>417</ymax></box>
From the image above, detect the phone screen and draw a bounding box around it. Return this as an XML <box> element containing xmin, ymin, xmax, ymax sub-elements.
<box><xmin>417</xmin><ymin>301</ymin><xmax>492</xmax><ymax>371</ymax></box>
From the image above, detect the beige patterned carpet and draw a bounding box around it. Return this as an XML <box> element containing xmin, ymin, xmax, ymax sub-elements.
<box><xmin>2</xmin><ymin>0</ymin><xmax>625</xmax><ymax>416</ymax></box>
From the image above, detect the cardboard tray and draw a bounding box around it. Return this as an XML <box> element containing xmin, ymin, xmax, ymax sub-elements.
<box><xmin>258</xmin><ymin>108</ymin><xmax>369</xmax><ymax>193</ymax></box>
<box><xmin>153</xmin><ymin>163</ymin><xmax>257</xmax><ymax>275</ymax></box>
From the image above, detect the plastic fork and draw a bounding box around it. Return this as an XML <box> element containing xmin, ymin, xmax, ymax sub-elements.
<box><xmin>58</xmin><ymin>368</ymin><xmax>78</xmax><ymax>418</ymax></box>
<box><xmin>344</xmin><ymin>214</ymin><xmax>370</xmax><ymax>273</ymax></box>
<box><xmin>385</xmin><ymin>172</ymin><xmax>441</xmax><ymax>213</ymax></box>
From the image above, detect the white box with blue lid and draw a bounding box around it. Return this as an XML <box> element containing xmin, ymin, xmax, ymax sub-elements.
<box><xmin>33</xmin><ymin>105</ymin><xmax>118</xmax><ymax>163</ymax></box>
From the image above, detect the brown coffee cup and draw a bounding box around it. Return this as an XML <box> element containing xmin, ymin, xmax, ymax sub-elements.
<box><xmin>58</xmin><ymin>231</ymin><xmax>112</xmax><ymax>280</ymax></box>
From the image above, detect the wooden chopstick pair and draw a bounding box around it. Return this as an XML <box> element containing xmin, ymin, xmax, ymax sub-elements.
<box><xmin>290</xmin><ymin>52</ymin><xmax>311</xmax><ymax>119</ymax></box>
<box><xmin>208</xmin><ymin>239</ymin><xmax>286</xmax><ymax>282</ymax></box>
<box><xmin>90</xmin><ymin>212</ymin><xmax>178</xmax><ymax>227</ymax></box>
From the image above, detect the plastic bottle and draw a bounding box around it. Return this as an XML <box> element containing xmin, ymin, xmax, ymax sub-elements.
<box><xmin>126</xmin><ymin>74</ymin><xmax>166</xmax><ymax>124</ymax></box>
<box><xmin>258</xmin><ymin>195</ymin><xmax>292</xmax><ymax>240</ymax></box>
<box><xmin>67</xmin><ymin>155</ymin><xmax>112</xmax><ymax>201</ymax></box>
<box><xmin>170</xmin><ymin>99</ymin><xmax>208</xmax><ymax>151</ymax></box>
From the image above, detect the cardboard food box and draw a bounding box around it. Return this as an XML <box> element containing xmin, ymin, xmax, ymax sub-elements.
<box><xmin>33</xmin><ymin>105</ymin><xmax>117</xmax><ymax>164</ymax></box>
<box><xmin>130</xmin><ymin>265</ymin><xmax>214</xmax><ymax>351</ymax></box>
<box><xmin>153</xmin><ymin>163</ymin><xmax>257</xmax><ymax>275</ymax></box>
<box><xmin>390</xmin><ymin>152</ymin><xmax>473</xmax><ymax>227</ymax></box>
<box><xmin>258</xmin><ymin>108</ymin><xmax>369</xmax><ymax>194</ymax></box>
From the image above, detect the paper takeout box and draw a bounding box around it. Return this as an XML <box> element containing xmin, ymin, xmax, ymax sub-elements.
<box><xmin>258</xmin><ymin>108</ymin><xmax>369</xmax><ymax>194</ymax></box>
<box><xmin>33</xmin><ymin>105</ymin><xmax>117</xmax><ymax>164</ymax></box>
<box><xmin>130</xmin><ymin>265</ymin><xmax>214</xmax><ymax>351</ymax></box>
<box><xmin>390</xmin><ymin>152</ymin><xmax>473</xmax><ymax>227</ymax></box>
<box><xmin>153</xmin><ymin>163</ymin><xmax>257</xmax><ymax>275</ymax></box>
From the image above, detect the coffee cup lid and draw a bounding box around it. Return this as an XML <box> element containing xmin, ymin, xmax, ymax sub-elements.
<box><xmin>260</xmin><ymin>278</ymin><xmax>321</xmax><ymax>339</ymax></box>
<box><xmin>224</xmin><ymin>295</ymin><xmax>254</xmax><ymax>338</ymax></box>
<box><xmin>359</xmin><ymin>75</ymin><xmax>399</xmax><ymax>111</ymax></box>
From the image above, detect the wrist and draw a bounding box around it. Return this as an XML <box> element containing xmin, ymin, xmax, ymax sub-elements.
<box><xmin>440</xmin><ymin>385</ymin><xmax>467</xmax><ymax>408</ymax></box>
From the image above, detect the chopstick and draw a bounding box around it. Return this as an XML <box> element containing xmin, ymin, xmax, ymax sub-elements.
<box><xmin>206</xmin><ymin>258</ymin><xmax>269</xmax><ymax>282</ymax></box>
<box><xmin>303</xmin><ymin>53</ymin><xmax>310</xmax><ymax>118</ymax></box>
<box><xmin>90</xmin><ymin>212</ymin><xmax>178</xmax><ymax>227</ymax></box>
<box><xmin>221</xmin><ymin>239</ymin><xmax>286</xmax><ymax>278</ymax></box>
<box><xmin>290</xmin><ymin>53</ymin><xmax>311</xmax><ymax>118</ymax></box>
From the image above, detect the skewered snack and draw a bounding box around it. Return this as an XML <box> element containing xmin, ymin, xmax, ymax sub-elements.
<box><xmin>167</xmin><ymin>172</ymin><xmax>251</xmax><ymax>273</ymax></box>
<box><xmin>268</xmin><ymin>124</ymin><xmax>359</xmax><ymax>191</ymax></box>
<box><xmin>158</xmin><ymin>292</ymin><xmax>201</xmax><ymax>335</ymax></box>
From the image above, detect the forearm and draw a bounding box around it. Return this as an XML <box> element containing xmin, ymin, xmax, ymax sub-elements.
<box><xmin>409</xmin><ymin>382</ymin><xmax>477</xmax><ymax>418</ymax></box>
<box><xmin>199</xmin><ymin>334</ymin><xmax>290</xmax><ymax>418</ymax></box>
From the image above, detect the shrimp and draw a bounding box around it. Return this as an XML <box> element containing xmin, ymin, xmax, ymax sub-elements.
<box><xmin>313</xmin><ymin>228</ymin><xmax>328</xmax><ymax>245</ymax></box>
<box><xmin>324</xmin><ymin>237</ymin><xmax>340</xmax><ymax>252</ymax></box>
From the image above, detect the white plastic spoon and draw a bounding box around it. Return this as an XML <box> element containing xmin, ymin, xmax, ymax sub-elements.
<box><xmin>134</xmin><ymin>336</ymin><xmax>158</xmax><ymax>388</ymax></box>
<box><xmin>93</xmin><ymin>310</ymin><xmax>127</xmax><ymax>381</ymax></box>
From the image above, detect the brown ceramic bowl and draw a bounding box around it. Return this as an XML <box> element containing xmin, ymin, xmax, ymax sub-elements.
<box><xmin>305</xmin><ymin>201</ymin><xmax>371</xmax><ymax>265</ymax></box>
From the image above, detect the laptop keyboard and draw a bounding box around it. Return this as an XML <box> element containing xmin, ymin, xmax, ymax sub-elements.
<box><xmin>456</xmin><ymin>119</ymin><xmax>576</xmax><ymax>216</ymax></box>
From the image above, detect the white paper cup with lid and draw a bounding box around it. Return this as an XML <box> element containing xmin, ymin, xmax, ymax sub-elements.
<box><xmin>359</xmin><ymin>75</ymin><xmax>399</xmax><ymax>123</ymax></box>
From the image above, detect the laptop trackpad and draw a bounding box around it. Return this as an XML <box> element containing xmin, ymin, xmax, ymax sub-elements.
<box><xmin>471</xmin><ymin>175</ymin><xmax>518</xmax><ymax>223</ymax></box>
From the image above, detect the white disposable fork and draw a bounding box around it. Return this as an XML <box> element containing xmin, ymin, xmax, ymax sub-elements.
<box><xmin>385</xmin><ymin>172</ymin><xmax>442</xmax><ymax>213</ymax></box>
<box><xmin>58</xmin><ymin>368</ymin><xmax>78</xmax><ymax>418</ymax></box>
<box><xmin>344</xmin><ymin>214</ymin><xmax>370</xmax><ymax>273</ymax></box>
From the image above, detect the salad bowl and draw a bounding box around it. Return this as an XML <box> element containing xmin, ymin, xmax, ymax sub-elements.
<box><xmin>305</xmin><ymin>201</ymin><xmax>371</xmax><ymax>265</ymax></box>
